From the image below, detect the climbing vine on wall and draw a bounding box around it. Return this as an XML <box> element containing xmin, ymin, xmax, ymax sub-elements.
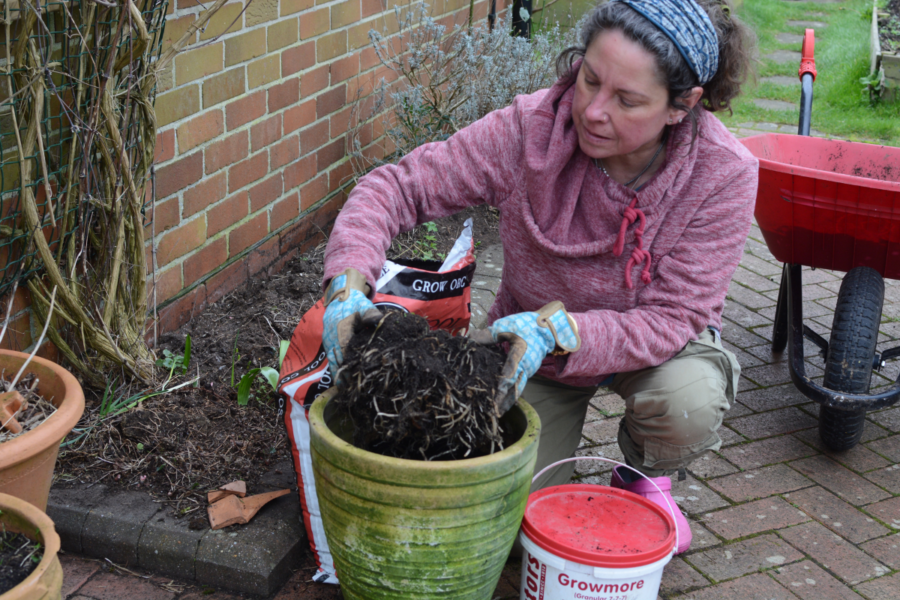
<box><xmin>0</xmin><ymin>0</ymin><xmax>229</xmax><ymax>385</ymax></box>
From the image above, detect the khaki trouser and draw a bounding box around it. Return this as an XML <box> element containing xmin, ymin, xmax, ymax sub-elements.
<box><xmin>523</xmin><ymin>329</ymin><xmax>740</xmax><ymax>491</ymax></box>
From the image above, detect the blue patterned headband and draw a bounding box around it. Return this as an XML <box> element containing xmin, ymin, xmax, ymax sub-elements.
<box><xmin>615</xmin><ymin>0</ymin><xmax>720</xmax><ymax>86</ymax></box>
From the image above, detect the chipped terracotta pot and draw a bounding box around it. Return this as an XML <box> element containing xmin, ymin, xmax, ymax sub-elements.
<box><xmin>309</xmin><ymin>388</ymin><xmax>540</xmax><ymax>600</ymax></box>
<box><xmin>0</xmin><ymin>492</ymin><xmax>63</xmax><ymax>600</ymax></box>
<box><xmin>0</xmin><ymin>351</ymin><xmax>85</xmax><ymax>511</ymax></box>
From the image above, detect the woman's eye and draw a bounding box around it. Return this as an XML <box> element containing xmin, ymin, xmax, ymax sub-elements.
<box><xmin>619</xmin><ymin>97</ymin><xmax>635</xmax><ymax>108</ymax></box>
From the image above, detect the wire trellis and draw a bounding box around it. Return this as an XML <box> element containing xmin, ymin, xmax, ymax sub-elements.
<box><xmin>0</xmin><ymin>0</ymin><xmax>168</xmax><ymax>384</ymax></box>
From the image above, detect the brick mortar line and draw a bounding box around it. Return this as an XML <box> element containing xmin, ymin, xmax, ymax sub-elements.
<box><xmin>155</xmin><ymin>65</ymin><xmax>375</xmax><ymax>152</ymax></box>
<box><xmin>145</xmin><ymin>147</ymin><xmax>354</xmax><ymax>268</ymax></box>
<box><xmin>154</xmin><ymin>2</ymin><xmax>487</xmax><ymax>133</ymax></box>
<box><xmin>148</xmin><ymin>119</ymin><xmax>359</xmax><ymax>239</ymax></box>
<box><xmin>771</xmin><ymin>525</ymin><xmax>897</xmax><ymax>585</ymax></box>
<box><xmin>152</xmin><ymin>178</ymin><xmax>350</xmax><ymax>312</ymax></box>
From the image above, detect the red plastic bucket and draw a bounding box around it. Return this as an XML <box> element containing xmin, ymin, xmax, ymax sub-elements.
<box><xmin>519</xmin><ymin>460</ymin><xmax>676</xmax><ymax>600</ymax></box>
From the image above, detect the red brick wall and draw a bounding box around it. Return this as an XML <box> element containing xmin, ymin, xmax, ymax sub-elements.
<box><xmin>148</xmin><ymin>0</ymin><xmax>501</xmax><ymax>336</ymax></box>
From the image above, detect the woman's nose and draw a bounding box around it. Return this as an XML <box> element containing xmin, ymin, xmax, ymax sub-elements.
<box><xmin>584</xmin><ymin>94</ymin><xmax>611</xmax><ymax>123</ymax></box>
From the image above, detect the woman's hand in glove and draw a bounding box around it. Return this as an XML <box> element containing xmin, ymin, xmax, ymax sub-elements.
<box><xmin>469</xmin><ymin>301</ymin><xmax>581</xmax><ymax>414</ymax></box>
<box><xmin>322</xmin><ymin>268</ymin><xmax>382</xmax><ymax>378</ymax></box>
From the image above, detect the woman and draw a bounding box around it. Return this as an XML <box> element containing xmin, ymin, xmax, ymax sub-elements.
<box><xmin>321</xmin><ymin>0</ymin><xmax>757</xmax><ymax>554</ymax></box>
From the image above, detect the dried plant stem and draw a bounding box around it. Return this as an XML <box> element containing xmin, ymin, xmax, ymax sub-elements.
<box><xmin>7</xmin><ymin>286</ymin><xmax>57</xmax><ymax>392</ymax></box>
<box><xmin>0</xmin><ymin>280</ymin><xmax>20</xmax><ymax>348</ymax></box>
<box><xmin>0</xmin><ymin>0</ymin><xmax>243</xmax><ymax>388</ymax></box>
<box><xmin>155</xmin><ymin>0</ymin><xmax>229</xmax><ymax>72</ymax></box>
<box><xmin>1</xmin><ymin>0</ymin><xmax>166</xmax><ymax>386</ymax></box>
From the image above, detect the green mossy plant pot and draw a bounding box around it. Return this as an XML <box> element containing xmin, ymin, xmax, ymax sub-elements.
<box><xmin>308</xmin><ymin>388</ymin><xmax>540</xmax><ymax>600</ymax></box>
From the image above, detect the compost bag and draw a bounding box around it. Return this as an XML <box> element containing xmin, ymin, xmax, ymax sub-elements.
<box><xmin>279</xmin><ymin>219</ymin><xmax>476</xmax><ymax>585</ymax></box>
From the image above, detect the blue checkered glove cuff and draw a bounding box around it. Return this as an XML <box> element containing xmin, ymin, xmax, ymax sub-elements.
<box><xmin>488</xmin><ymin>301</ymin><xmax>581</xmax><ymax>397</ymax></box>
<box><xmin>322</xmin><ymin>269</ymin><xmax>376</xmax><ymax>378</ymax></box>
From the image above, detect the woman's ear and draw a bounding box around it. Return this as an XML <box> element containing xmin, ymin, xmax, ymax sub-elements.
<box><xmin>668</xmin><ymin>86</ymin><xmax>704</xmax><ymax>122</ymax></box>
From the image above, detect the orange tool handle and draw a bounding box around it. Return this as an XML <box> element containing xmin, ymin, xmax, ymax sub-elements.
<box><xmin>799</xmin><ymin>29</ymin><xmax>817</xmax><ymax>81</ymax></box>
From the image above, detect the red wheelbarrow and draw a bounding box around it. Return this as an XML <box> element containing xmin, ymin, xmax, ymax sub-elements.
<box><xmin>740</xmin><ymin>31</ymin><xmax>900</xmax><ymax>450</ymax></box>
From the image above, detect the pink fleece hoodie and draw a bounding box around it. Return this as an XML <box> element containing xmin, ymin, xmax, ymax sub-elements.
<box><xmin>324</xmin><ymin>74</ymin><xmax>759</xmax><ymax>387</ymax></box>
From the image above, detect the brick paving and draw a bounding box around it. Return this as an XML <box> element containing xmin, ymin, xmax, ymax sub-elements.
<box><xmin>59</xmin><ymin>124</ymin><xmax>900</xmax><ymax>599</ymax></box>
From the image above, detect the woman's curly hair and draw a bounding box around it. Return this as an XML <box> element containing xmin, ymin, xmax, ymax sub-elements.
<box><xmin>556</xmin><ymin>0</ymin><xmax>757</xmax><ymax>137</ymax></box>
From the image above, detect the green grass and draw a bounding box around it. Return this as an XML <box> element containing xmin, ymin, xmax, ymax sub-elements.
<box><xmin>720</xmin><ymin>0</ymin><xmax>900</xmax><ymax>145</ymax></box>
<box><xmin>531</xmin><ymin>0</ymin><xmax>596</xmax><ymax>31</ymax></box>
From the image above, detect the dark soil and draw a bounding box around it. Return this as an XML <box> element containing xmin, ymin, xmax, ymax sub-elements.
<box><xmin>55</xmin><ymin>205</ymin><xmax>501</xmax><ymax>514</ymax></box>
<box><xmin>0</xmin><ymin>532</ymin><xmax>41</xmax><ymax>594</ymax></box>
<box><xmin>333</xmin><ymin>311</ymin><xmax>507</xmax><ymax>460</ymax></box>
<box><xmin>881</xmin><ymin>0</ymin><xmax>900</xmax><ymax>53</ymax></box>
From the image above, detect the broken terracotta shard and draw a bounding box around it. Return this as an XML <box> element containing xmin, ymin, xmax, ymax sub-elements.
<box><xmin>207</xmin><ymin>489</ymin><xmax>290</xmax><ymax>530</ymax></box>
<box><xmin>0</xmin><ymin>390</ymin><xmax>26</xmax><ymax>434</ymax></box>
<box><xmin>207</xmin><ymin>480</ymin><xmax>248</xmax><ymax>504</ymax></box>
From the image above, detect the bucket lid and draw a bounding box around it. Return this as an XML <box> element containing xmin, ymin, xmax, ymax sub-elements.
<box><xmin>521</xmin><ymin>484</ymin><xmax>676</xmax><ymax>568</ymax></box>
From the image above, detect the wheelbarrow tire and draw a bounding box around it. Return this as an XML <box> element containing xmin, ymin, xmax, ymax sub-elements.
<box><xmin>821</xmin><ymin>266</ymin><xmax>884</xmax><ymax>451</ymax></box>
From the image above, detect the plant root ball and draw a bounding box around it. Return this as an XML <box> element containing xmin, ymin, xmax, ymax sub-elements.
<box><xmin>333</xmin><ymin>311</ymin><xmax>507</xmax><ymax>461</ymax></box>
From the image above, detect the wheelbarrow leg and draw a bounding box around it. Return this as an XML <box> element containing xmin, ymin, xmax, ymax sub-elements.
<box><xmin>772</xmin><ymin>264</ymin><xmax>789</xmax><ymax>353</ymax></box>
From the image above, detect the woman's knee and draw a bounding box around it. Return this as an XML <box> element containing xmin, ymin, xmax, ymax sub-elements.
<box><xmin>621</xmin><ymin>359</ymin><xmax>729</xmax><ymax>438</ymax></box>
<box><xmin>613</xmin><ymin>353</ymin><xmax>734</xmax><ymax>472</ymax></box>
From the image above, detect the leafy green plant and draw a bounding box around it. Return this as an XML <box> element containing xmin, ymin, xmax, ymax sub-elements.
<box><xmin>421</xmin><ymin>221</ymin><xmax>439</xmax><ymax>260</ymax></box>
<box><xmin>155</xmin><ymin>335</ymin><xmax>191</xmax><ymax>377</ymax></box>
<box><xmin>237</xmin><ymin>366</ymin><xmax>280</xmax><ymax>406</ymax></box>
<box><xmin>235</xmin><ymin>339</ymin><xmax>290</xmax><ymax>406</ymax></box>
<box><xmin>860</xmin><ymin>70</ymin><xmax>886</xmax><ymax>102</ymax></box>
<box><xmin>350</xmin><ymin>6</ymin><xmax>579</xmax><ymax>174</ymax></box>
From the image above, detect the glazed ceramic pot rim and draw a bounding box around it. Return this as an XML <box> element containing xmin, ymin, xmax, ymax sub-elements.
<box><xmin>0</xmin><ymin>492</ymin><xmax>61</xmax><ymax>597</ymax></box>
<box><xmin>0</xmin><ymin>350</ymin><xmax>85</xmax><ymax>471</ymax></box>
<box><xmin>310</xmin><ymin>387</ymin><xmax>540</xmax><ymax>472</ymax></box>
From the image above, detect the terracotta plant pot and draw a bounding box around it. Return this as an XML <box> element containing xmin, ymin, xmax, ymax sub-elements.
<box><xmin>309</xmin><ymin>388</ymin><xmax>540</xmax><ymax>600</ymax></box>
<box><xmin>0</xmin><ymin>351</ymin><xmax>85</xmax><ymax>511</ymax></box>
<box><xmin>0</xmin><ymin>492</ymin><xmax>63</xmax><ymax>600</ymax></box>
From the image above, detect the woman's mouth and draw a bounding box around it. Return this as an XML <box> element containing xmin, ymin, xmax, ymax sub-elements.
<box><xmin>581</xmin><ymin>128</ymin><xmax>612</xmax><ymax>144</ymax></box>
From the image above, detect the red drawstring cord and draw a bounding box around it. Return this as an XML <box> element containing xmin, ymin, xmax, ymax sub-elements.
<box><xmin>613</xmin><ymin>197</ymin><xmax>652</xmax><ymax>289</ymax></box>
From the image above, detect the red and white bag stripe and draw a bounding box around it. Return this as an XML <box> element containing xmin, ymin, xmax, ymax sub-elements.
<box><xmin>279</xmin><ymin>220</ymin><xmax>476</xmax><ymax>584</ymax></box>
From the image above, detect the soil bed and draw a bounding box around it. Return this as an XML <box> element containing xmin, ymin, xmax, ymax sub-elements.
<box><xmin>334</xmin><ymin>310</ymin><xmax>507</xmax><ymax>460</ymax></box>
<box><xmin>881</xmin><ymin>0</ymin><xmax>900</xmax><ymax>53</ymax></box>
<box><xmin>54</xmin><ymin>206</ymin><xmax>500</xmax><ymax>515</ymax></box>
<box><xmin>0</xmin><ymin>531</ymin><xmax>42</xmax><ymax>593</ymax></box>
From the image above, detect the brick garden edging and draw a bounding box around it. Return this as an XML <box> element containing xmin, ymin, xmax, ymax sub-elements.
<box><xmin>48</xmin><ymin>461</ymin><xmax>302</xmax><ymax>597</ymax></box>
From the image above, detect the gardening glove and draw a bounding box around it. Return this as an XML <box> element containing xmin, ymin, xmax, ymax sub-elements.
<box><xmin>322</xmin><ymin>268</ymin><xmax>382</xmax><ymax>379</ymax></box>
<box><xmin>469</xmin><ymin>301</ymin><xmax>581</xmax><ymax>415</ymax></box>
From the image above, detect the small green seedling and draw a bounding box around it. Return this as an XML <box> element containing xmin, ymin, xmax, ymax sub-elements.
<box><xmin>237</xmin><ymin>366</ymin><xmax>280</xmax><ymax>406</ymax></box>
<box><xmin>155</xmin><ymin>335</ymin><xmax>191</xmax><ymax>377</ymax></box>
<box><xmin>230</xmin><ymin>334</ymin><xmax>240</xmax><ymax>388</ymax></box>
<box><xmin>236</xmin><ymin>340</ymin><xmax>290</xmax><ymax>406</ymax></box>
<box><xmin>421</xmin><ymin>221</ymin><xmax>439</xmax><ymax>260</ymax></box>
<box><xmin>99</xmin><ymin>376</ymin><xmax>198</xmax><ymax>418</ymax></box>
<box><xmin>278</xmin><ymin>340</ymin><xmax>290</xmax><ymax>369</ymax></box>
